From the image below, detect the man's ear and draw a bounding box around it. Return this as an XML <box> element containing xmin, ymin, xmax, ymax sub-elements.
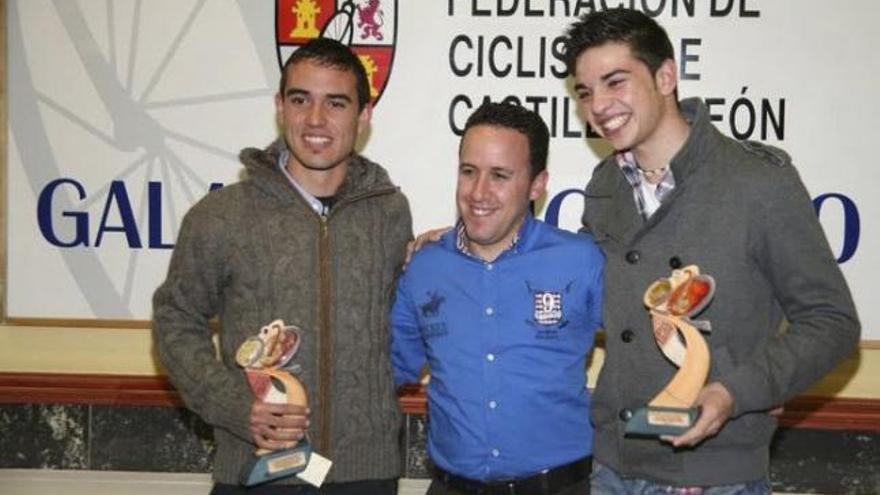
<box><xmin>655</xmin><ymin>58</ymin><xmax>678</xmax><ymax>97</ymax></box>
<box><xmin>357</xmin><ymin>103</ymin><xmax>373</xmax><ymax>135</ymax></box>
<box><xmin>529</xmin><ymin>170</ymin><xmax>549</xmax><ymax>201</ymax></box>
<box><xmin>274</xmin><ymin>93</ymin><xmax>284</xmax><ymax>126</ymax></box>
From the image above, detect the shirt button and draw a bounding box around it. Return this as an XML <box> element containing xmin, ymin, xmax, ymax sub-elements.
<box><xmin>485</xmin><ymin>306</ymin><xmax>494</xmax><ymax>316</ymax></box>
<box><xmin>486</xmin><ymin>353</ymin><xmax>496</xmax><ymax>362</ymax></box>
<box><xmin>486</xmin><ymin>263</ymin><xmax>494</xmax><ymax>271</ymax></box>
<box><xmin>491</xmin><ymin>449</ymin><xmax>500</xmax><ymax>457</ymax></box>
<box><xmin>621</xmin><ymin>329</ymin><xmax>634</xmax><ymax>343</ymax></box>
<box><xmin>488</xmin><ymin>400</ymin><xmax>497</xmax><ymax>409</ymax></box>
<box><xmin>619</xmin><ymin>408</ymin><xmax>633</xmax><ymax>421</ymax></box>
<box><xmin>625</xmin><ymin>250</ymin><xmax>640</xmax><ymax>264</ymax></box>
<box><xmin>669</xmin><ymin>256</ymin><xmax>683</xmax><ymax>269</ymax></box>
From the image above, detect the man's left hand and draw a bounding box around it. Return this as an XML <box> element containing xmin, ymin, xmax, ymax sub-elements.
<box><xmin>662</xmin><ymin>381</ymin><xmax>734</xmax><ymax>448</ymax></box>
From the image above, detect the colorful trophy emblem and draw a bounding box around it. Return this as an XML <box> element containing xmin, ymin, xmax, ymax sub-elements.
<box><xmin>625</xmin><ymin>265</ymin><xmax>716</xmax><ymax>437</ymax></box>
<box><xmin>236</xmin><ymin>320</ymin><xmax>330</xmax><ymax>486</ymax></box>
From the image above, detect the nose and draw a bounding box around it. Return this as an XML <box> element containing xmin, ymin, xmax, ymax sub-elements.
<box><xmin>470</xmin><ymin>172</ymin><xmax>490</xmax><ymax>201</ymax></box>
<box><xmin>306</xmin><ymin>102</ymin><xmax>325</xmax><ymax>126</ymax></box>
<box><xmin>590</xmin><ymin>88</ymin><xmax>612</xmax><ymax>115</ymax></box>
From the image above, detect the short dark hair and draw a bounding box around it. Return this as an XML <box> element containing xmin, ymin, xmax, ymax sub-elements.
<box><xmin>562</xmin><ymin>9</ymin><xmax>675</xmax><ymax>78</ymax></box>
<box><xmin>463</xmin><ymin>102</ymin><xmax>549</xmax><ymax>179</ymax></box>
<box><xmin>279</xmin><ymin>38</ymin><xmax>371</xmax><ymax>110</ymax></box>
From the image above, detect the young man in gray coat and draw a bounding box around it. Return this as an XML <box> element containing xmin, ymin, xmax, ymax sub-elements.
<box><xmin>562</xmin><ymin>9</ymin><xmax>860</xmax><ymax>494</ymax></box>
<box><xmin>153</xmin><ymin>38</ymin><xmax>411</xmax><ymax>494</ymax></box>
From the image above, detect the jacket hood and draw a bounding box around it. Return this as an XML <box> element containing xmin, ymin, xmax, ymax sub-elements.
<box><xmin>238</xmin><ymin>138</ymin><xmax>398</xmax><ymax>205</ymax></box>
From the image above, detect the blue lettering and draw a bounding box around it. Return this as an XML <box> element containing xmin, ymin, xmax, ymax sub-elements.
<box><xmin>37</xmin><ymin>178</ymin><xmax>89</xmax><ymax>247</ymax></box>
<box><xmin>148</xmin><ymin>182</ymin><xmax>173</xmax><ymax>249</ymax></box>
<box><xmin>814</xmin><ymin>193</ymin><xmax>860</xmax><ymax>264</ymax></box>
<box><xmin>544</xmin><ymin>188</ymin><xmax>584</xmax><ymax>228</ymax></box>
<box><xmin>96</xmin><ymin>181</ymin><xmax>142</xmax><ymax>248</ymax></box>
<box><xmin>38</xmin><ymin>179</ymin><xmax>225</xmax><ymax>250</ymax></box>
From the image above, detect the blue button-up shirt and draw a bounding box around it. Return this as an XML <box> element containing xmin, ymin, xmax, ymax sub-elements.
<box><xmin>391</xmin><ymin>214</ymin><xmax>604</xmax><ymax>481</ymax></box>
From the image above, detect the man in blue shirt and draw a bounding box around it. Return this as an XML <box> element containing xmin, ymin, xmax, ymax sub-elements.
<box><xmin>391</xmin><ymin>102</ymin><xmax>604</xmax><ymax>495</ymax></box>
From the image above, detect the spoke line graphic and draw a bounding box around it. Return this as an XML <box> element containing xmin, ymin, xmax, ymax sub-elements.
<box><xmin>124</xmin><ymin>0</ymin><xmax>142</xmax><ymax>95</ymax></box>
<box><xmin>8</xmin><ymin>1</ymin><xmax>277</xmax><ymax>319</ymax></box>
<box><xmin>36</xmin><ymin>92</ymin><xmax>118</xmax><ymax>148</ymax></box>
<box><xmin>137</xmin><ymin>0</ymin><xmax>208</xmax><ymax>105</ymax></box>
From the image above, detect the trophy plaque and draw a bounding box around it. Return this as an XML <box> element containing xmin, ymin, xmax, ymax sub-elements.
<box><xmin>625</xmin><ymin>265</ymin><xmax>716</xmax><ymax>437</ymax></box>
<box><xmin>236</xmin><ymin>319</ymin><xmax>331</xmax><ymax>486</ymax></box>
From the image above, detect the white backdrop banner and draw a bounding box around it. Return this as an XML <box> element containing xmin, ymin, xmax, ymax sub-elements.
<box><xmin>6</xmin><ymin>1</ymin><xmax>875</xmax><ymax>339</ymax></box>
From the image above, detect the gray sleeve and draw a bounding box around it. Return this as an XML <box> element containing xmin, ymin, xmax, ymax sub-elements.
<box><xmin>719</xmin><ymin>164</ymin><xmax>860</xmax><ymax>415</ymax></box>
<box><xmin>386</xmin><ymin>190</ymin><xmax>414</xmax><ymax>274</ymax></box>
<box><xmin>152</xmin><ymin>206</ymin><xmax>253</xmax><ymax>442</ymax></box>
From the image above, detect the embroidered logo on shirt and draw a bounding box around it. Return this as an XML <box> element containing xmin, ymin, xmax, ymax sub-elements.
<box><xmin>418</xmin><ymin>290</ymin><xmax>448</xmax><ymax>338</ymax></box>
<box><xmin>533</xmin><ymin>290</ymin><xmax>563</xmax><ymax>325</ymax></box>
<box><xmin>419</xmin><ymin>290</ymin><xmax>446</xmax><ymax>318</ymax></box>
<box><xmin>525</xmin><ymin>280</ymin><xmax>574</xmax><ymax>336</ymax></box>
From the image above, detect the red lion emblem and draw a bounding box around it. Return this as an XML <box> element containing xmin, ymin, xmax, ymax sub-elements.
<box><xmin>357</xmin><ymin>0</ymin><xmax>384</xmax><ymax>41</ymax></box>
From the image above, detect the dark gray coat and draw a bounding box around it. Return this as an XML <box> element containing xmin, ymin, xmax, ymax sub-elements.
<box><xmin>582</xmin><ymin>99</ymin><xmax>860</xmax><ymax>485</ymax></box>
<box><xmin>153</xmin><ymin>141</ymin><xmax>412</xmax><ymax>484</ymax></box>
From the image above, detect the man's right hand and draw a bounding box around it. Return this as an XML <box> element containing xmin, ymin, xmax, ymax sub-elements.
<box><xmin>249</xmin><ymin>400</ymin><xmax>310</xmax><ymax>451</ymax></box>
<box><xmin>405</xmin><ymin>227</ymin><xmax>451</xmax><ymax>265</ymax></box>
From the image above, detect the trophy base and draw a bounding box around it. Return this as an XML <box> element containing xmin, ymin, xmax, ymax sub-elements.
<box><xmin>625</xmin><ymin>406</ymin><xmax>700</xmax><ymax>437</ymax></box>
<box><xmin>240</xmin><ymin>442</ymin><xmax>311</xmax><ymax>486</ymax></box>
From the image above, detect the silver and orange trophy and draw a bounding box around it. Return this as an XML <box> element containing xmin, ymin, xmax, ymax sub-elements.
<box><xmin>235</xmin><ymin>320</ymin><xmax>330</xmax><ymax>486</ymax></box>
<box><xmin>625</xmin><ymin>265</ymin><xmax>716</xmax><ymax>437</ymax></box>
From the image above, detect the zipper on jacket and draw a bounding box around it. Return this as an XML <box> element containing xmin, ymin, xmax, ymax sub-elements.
<box><xmin>314</xmin><ymin>185</ymin><xmax>398</xmax><ymax>456</ymax></box>
<box><xmin>318</xmin><ymin>216</ymin><xmax>332</xmax><ymax>455</ymax></box>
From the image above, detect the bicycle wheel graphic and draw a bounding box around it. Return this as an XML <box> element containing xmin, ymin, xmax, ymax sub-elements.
<box><xmin>320</xmin><ymin>1</ymin><xmax>354</xmax><ymax>45</ymax></box>
<box><xmin>7</xmin><ymin>0</ymin><xmax>279</xmax><ymax>320</ymax></box>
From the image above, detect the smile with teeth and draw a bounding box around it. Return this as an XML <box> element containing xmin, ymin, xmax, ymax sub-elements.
<box><xmin>599</xmin><ymin>114</ymin><xmax>630</xmax><ymax>135</ymax></box>
<box><xmin>304</xmin><ymin>135</ymin><xmax>331</xmax><ymax>146</ymax></box>
<box><xmin>469</xmin><ymin>206</ymin><xmax>495</xmax><ymax>217</ymax></box>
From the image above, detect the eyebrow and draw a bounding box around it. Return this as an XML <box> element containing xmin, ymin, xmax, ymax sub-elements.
<box><xmin>458</xmin><ymin>162</ymin><xmax>515</xmax><ymax>175</ymax></box>
<box><xmin>284</xmin><ymin>87</ymin><xmax>353</xmax><ymax>103</ymax></box>
<box><xmin>574</xmin><ymin>69</ymin><xmax>631</xmax><ymax>91</ymax></box>
<box><xmin>601</xmin><ymin>69</ymin><xmax>630</xmax><ymax>82</ymax></box>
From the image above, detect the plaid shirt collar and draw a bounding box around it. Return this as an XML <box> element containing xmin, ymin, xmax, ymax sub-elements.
<box><xmin>455</xmin><ymin>218</ymin><xmax>521</xmax><ymax>259</ymax></box>
<box><xmin>616</xmin><ymin>151</ymin><xmax>676</xmax><ymax>220</ymax></box>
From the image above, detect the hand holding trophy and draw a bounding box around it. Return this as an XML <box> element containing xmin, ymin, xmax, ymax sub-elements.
<box><xmin>625</xmin><ymin>265</ymin><xmax>716</xmax><ymax>437</ymax></box>
<box><xmin>236</xmin><ymin>320</ymin><xmax>331</xmax><ymax>486</ymax></box>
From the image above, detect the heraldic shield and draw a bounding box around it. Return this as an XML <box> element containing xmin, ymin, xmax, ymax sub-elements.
<box><xmin>276</xmin><ymin>0</ymin><xmax>398</xmax><ymax>105</ymax></box>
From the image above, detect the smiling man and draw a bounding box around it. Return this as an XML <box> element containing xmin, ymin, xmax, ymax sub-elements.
<box><xmin>153</xmin><ymin>38</ymin><xmax>412</xmax><ymax>495</ymax></box>
<box><xmin>391</xmin><ymin>102</ymin><xmax>604</xmax><ymax>495</ymax></box>
<box><xmin>563</xmin><ymin>9</ymin><xmax>859</xmax><ymax>494</ymax></box>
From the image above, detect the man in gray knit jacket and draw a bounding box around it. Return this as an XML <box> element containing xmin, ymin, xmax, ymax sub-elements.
<box><xmin>153</xmin><ymin>38</ymin><xmax>412</xmax><ymax>495</ymax></box>
<box><xmin>563</xmin><ymin>9</ymin><xmax>860</xmax><ymax>494</ymax></box>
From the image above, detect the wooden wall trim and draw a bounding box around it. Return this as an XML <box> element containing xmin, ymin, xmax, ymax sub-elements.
<box><xmin>0</xmin><ymin>372</ymin><xmax>182</xmax><ymax>407</ymax></box>
<box><xmin>1</xmin><ymin>373</ymin><xmax>877</xmax><ymax>432</ymax></box>
<box><xmin>776</xmin><ymin>395</ymin><xmax>880</xmax><ymax>431</ymax></box>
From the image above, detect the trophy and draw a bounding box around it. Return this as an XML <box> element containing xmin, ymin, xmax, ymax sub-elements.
<box><xmin>236</xmin><ymin>319</ymin><xmax>331</xmax><ymax>486</ymax></box>
<box><xmin>625</xmin><ymin>265</ymin><xmax>716</xmax><ymax>437</ymax></box>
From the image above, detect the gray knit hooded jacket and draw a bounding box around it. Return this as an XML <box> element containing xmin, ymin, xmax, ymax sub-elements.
<box><xmin>152</xmin><ymin>140</ymin><xmax>412</xmax><ymax>484</ymax></box>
